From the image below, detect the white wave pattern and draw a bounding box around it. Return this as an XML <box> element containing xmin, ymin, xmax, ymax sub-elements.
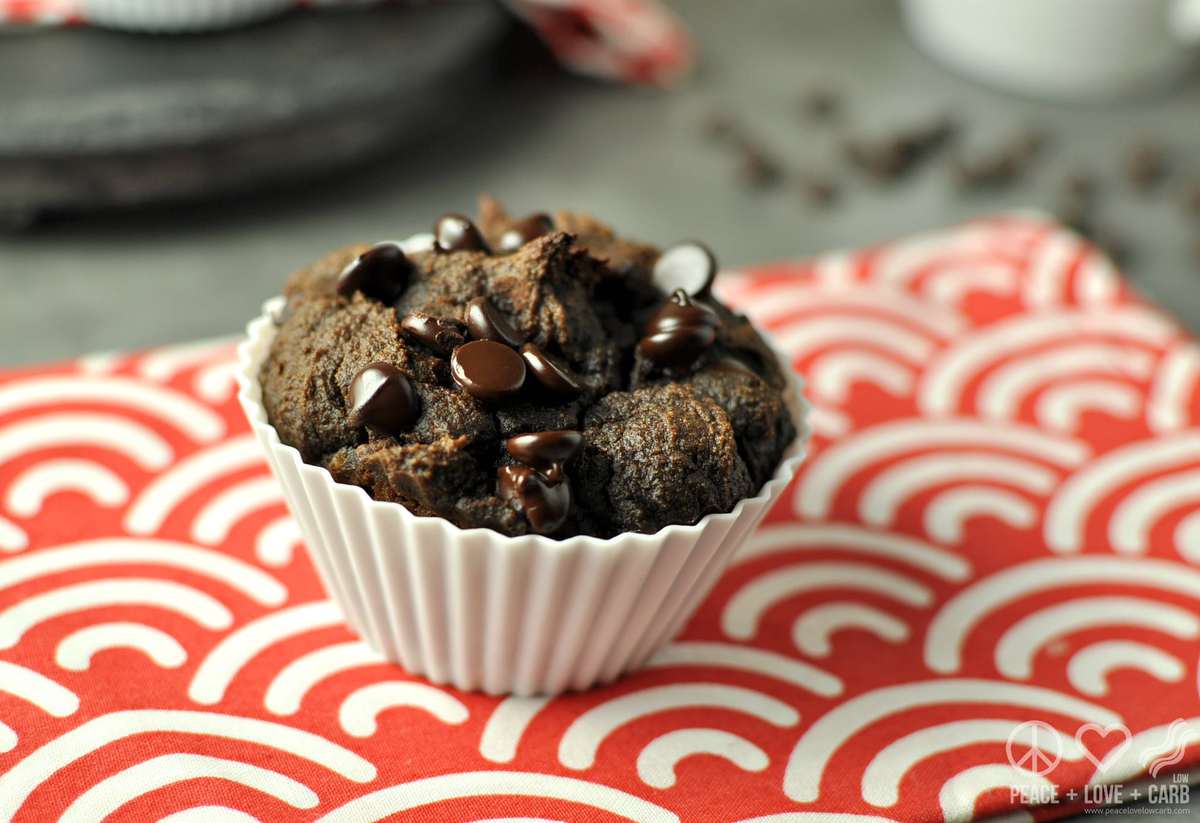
<box><xmin>735</xmin><ymin>816</ymin><xmax>903</xmax><ymax>823</ymax></box>
<box><xmin>0</xmin><ymin>412</ymin><xmax>173</xmax><ymax>470</ymax></box>
<box><xmin>56</xmin><ymin>622</ymin><xmax>188</xmax><ymax>671</ymax></box>
<box><xmin>1023</xmin><ymin>228</ymin><xmax>1084</xmax><ymax>308</ymax></box>
<box><xmin>194</xmin><ymin>360</ymin><xmax>240</xmax><ymax>404</ymax></box>
<box><xmin>558</xmin><ymin>683</ymin><xmax>799</xmax><ymax>770</ymax></box>
<box><xmin>0</xmin><ymin>660</ymin><xmax>79</xmax><ymax>717</ymax></box>
<box><xmin>1036</xmin><ymin>380</ymin><xmax>1143</xmax><ymax>433</ymax></box>
<box><xmin>189</xmin><ymin>601</ymin><xmax>343</xmax><ymax>705</ymax></box>
<box><xmin>783</xmin><ymin>679</ymin><xmax>1121</xmax><ymax>802</ymax></box>
<box><xmin>0</xmin><ymin>515</ymin><xmax>26</xmax><ymax>553</ymax></box>
<box><xmin>265</xmin><ymin>640</ymin><xmax>385</xmax><ymax>715</ymax></box>
<box><xmin>723</xmin><ymin>562</ymin><xmax>932</xmax><ymax>641</ymax></box>
<box><xmin>1045</xmin><ymin>433</ymin><xmax>1200</xmax><ymax>553</ymax></box>
<box><xmin>922</xmin><ymin>263</ymin><xmax>1020</xmax><ymax>305</ymax></box>
<box><xmin>480</xmin><ymin>696</ymin><xmax>553</xmax><ymax>763</ymax></box>
<box><xmin>862</xmin><ymin>718</ymin><xmax>1087</xmax><ymax>807</ymax></box>
<box><xmin>191</xmin><ymin>475</ymin><xmax>284</xmax><ymax>545</ymax></box>
<box><xmin>925</xmin><ymin>486</ymin><xmax>1037</xmax><ymax>544</ymax></box>
<box><xmin>313</xmin><ymin>772</ymin><xmax>678</xmax><ymax>823</ymax></box>
<box><xmin>809</xmin><ymin>350</ymin><xmax>914</xmax><ymax>404</ymax></box>
<box><xmin>5</xmin><ymin>459</ymin><xmax>129</xmax><ymax>517</ymax></box>
<box><xmin>0</xmin><ymin>375</ymin><xmax>224</xmax><ymax>442</ymax></box>
<box><xmin>0</xmin><ymin>578</ymin><xmax>233</xmax><ymax>649</ymax></box>
<box><xmin>735</xmin><ymin>286</ymin><xmax>963</xmax><ymax>337</ymax></box>
<box><xmin>976</xmin><ymin>344</ymin><xmax>1153</xmax><ymax>421</ymax></box>
<box><xmin>994</xmin><ymin>596</ymin><xmax>1199</xmax><ymax>680</ymax></box>
<box><xmin>137</xmin><ymin>337</ymin><xmax>239</xmax><ymax>382</ymax></box>
<box><xmin>636</xmin><ymin>728</ymin><xmax>768</xmax><ymax>789</ymax></box>
<box><xmin>770</xmin><ymin>316</ymin><xmax>936</xmax><ymax>364</ymax></box>
<box><xmin>339</xmin><ymin>682</ymin><xmax>469</xmax><ymax>736</ymax></box>
<box><xmin>256</xmin><ymin>516</ymin><xmax>303</xmax><ymax>567</ymax></box>
<box><xmin>797</xmin><ymin>419</ymin><xmax>1088</xmax><ymax>521</ymax></box>
<box><xmin>644</xmin><ymin>641</ymin><xmax>842</xmax><ymax>695</ymax></box>
<box><xmin>940</xmin><ymin>764</ymin><xmax>1050</xmax><ymax>823</ymax></box>
<box><xmin>919</xmin><ymin>307</ymin><xmax>1176</xmax><ymax>417</ymax></box>
<box><xmin>58</xmin><ymin>754</ymin><xmax>319</xmax><ymax>822</ymax></box>
<box><xmin>809</xmin><ymin>405</ymin><xmax>852</xmax><ymax>439</ymax></box>
<box><xmin>1177</xmin><ymin>511</ymin><xmax>1200</xmax><ymax>563</ymax></box>
<box><xmin>735</xmin><ymin>523</ymin><xmax>971</xmax><ymax>581</ymax></box>
<box><xmin>157</xmin><ymin>807</ymin><xmax>261</xmax><ymax>823</ymax></box>
<box><xmin>0</xmin><ymin>538</ymin><xmax>286</xmax><ymax>606</ymax></box>
<box><xmin>124</xmin><ymin>435</ymin><xmax>263</xmax><ymax>534</ymax></box>
<box><xmin>1109</xmin><ymin>468</ymin><xmax>1200</xmax><ymax>555</ymax></box>
<box><xmin>925</xmin><ymin>557</ymin><xmax>1200</xmax><ymax>673</ymax></box>
<box><xmin>860</xmin><ymin>451</ymin><xmax>1056</xmax><ymax>527</ymax></box>
<box><xmin>1148</xmin><ymin>342</ymin><xmax>1200</xmax><ymax>433</ymax></box>
<box><xmin>0</xmin><ymin>710</ymin><xmax>376</xmax><ymax>820</ymax></box>
<box><xmin>1067</xmin><ymin>640</ymin><xmax>1186</xmax><ymax>697</ymax></box>
<box><xmin>792</xmin><ymin>603</ymin><xmax>909</xmax><ymax>658</ymax></box>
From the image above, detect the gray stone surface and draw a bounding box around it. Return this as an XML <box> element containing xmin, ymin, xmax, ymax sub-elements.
<box><xmin>1</xmin><ymin>1</ymin><xmax>1198</xmax><ymax>366</ymax></box>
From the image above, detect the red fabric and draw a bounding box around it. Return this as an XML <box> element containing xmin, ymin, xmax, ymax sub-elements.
<box><xmin>1</xmin><ymin>214</ymin><xmax>1199</xmax><ymax>822</ymax></box>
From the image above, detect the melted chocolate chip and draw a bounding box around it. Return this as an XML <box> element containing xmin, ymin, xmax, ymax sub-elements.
<box><xmin>498</xmin><ymin>213</ymin><xmax>554</xmax><ymax>253</ymax></box>
<box><xmin>336</xmin><ymin>243</ymin><xmax>412</xmax><ymax>303</ymax></box>
<box><xmin>520</xmin><ymin>343</ymin><xmax>583</xmax><ymax>398</ymax></box>
<box><xmin>637</xmin><ymin>326</ymin><xmax>717</xmax><ymax>371</ymax></box>
<box><xmin>450</xmin><ymin>340</ymin><xmax>526</xmax><ymax>403</ymax></box>
<box><xmin>497</xmin><ymin>464</ymin><xmax>571</xmax><ymax>534</ymax></box>
<box><xmin>466</xmin><ymin>297</ymin><xmax>525</xmax><ymax>347</ymax></box>
<box><xmin>505</xmin><ymin>430</ymin><xmax>583</xmax><ymax>474</ymax></box>
<box><xmin>646</xmin><ymin>289</ymin><xmax>720</xmax><ymax>335</ymax></box>
<box><xmin>434</xmin><ymin>213</ymin><xmax>489</xmax><ymax>253</ymax></box>
<box><xmin>399</xmin><ymin>312</ymin><xmax>466</xmax><ymax>356</ymax></box>
<box><xmin>652</xmin><ymin>242</ymin><xmax>718</xmax><ymax>297</ymax></box>
<box><xmin>347</xmin><ymin>362</ymin><xmax>420</xmax><ymax>436</ymax></box>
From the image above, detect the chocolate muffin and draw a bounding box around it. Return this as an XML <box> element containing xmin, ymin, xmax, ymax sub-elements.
<box><xmin>260</xmin><ymin>198</ymin><xmax>796</xmax><ymax>538</ymax></box>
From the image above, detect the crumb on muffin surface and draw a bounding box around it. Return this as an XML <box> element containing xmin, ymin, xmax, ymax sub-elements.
<box><xmin>261</xmin><ymin>197</ymin><xmax>795</xmax><ymax>538</ymax></box>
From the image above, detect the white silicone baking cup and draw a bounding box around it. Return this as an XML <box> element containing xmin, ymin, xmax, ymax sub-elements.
<box><xmin>78</xmin><ymin>0</ymin><xmax>295</xmax><ymax>31</ymax></box>
<box><xmin>236</xmin><ymin>289</ymin><xmax>810</xmax><ymax>695</ymax></box>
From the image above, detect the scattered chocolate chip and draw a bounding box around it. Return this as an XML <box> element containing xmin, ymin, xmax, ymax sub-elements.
<box><xmin>347</xmin><ymin>362</ymin><xmax>420</xmax><ymax>436</ymax></box>
<box><xmin>1063</xmin><ymin>172</ymin><xmax>1097</xmax><ymax>202</ymax></box>
<box><xmin>520</xmin><ymin>343</ymin><xmax>583</xmax><ymax>397</ymax></box>
<box><xmin>1013</xmin><ymin>128</ymin><xmax>1049</xmax><ymax>162</ymax></box>
<box><xmin>497</xmin><ymin>464</ymin><xmax>571</xmax><ymax>534</ymax></box>
<box><xmin>735</xmin><ymin>138</ymin><xmax>783</xmax><ymax>188</ymax></box>
<box><xmin>637</xmin><ymin>325</ymin><xmax>717</xmax><ymax>371</ymax></box>
<box><xmin>498</xmin><ymin>213</ymin><xmax>555</xmax><ymax>253</ymax></box>
<box><xmin>798</xmin><ymin>176</ymin><xmax>839</xmax><ymax>207</ymax></box>
<box><xmin>466</xmin><ymin>296</ymin><xmax>526</xmax><ymax>347</ymax></box>
<box><xmin>434</xmin><ymin>213</ymin><xmax>489</xmax><ymax>253</ymax></box>
<box><xmin>451</xmin><ymin>340</ymin><xmax>526</xmax><ymax>403</ymax></box>
<box><xmin>652</xmin><ymin>242</ymin><xmax>718</xmax><ymax>297</ymax></box>
<box><xmin>846</xmin><ymin>116</ymin><xmax>956</xmax><ymax>182</ymax></box>
<box><xmin>1126</xmin><ymin>140</ymin><xmax>1168</xmax><ymax>192</ymax></box>
<box><xmin>646</xmin><ymin>289</ymin><xmax>721</xmax><ymax>334</ymax></box>
<box><xmin>399</xmin><ymin>312</ymin><xmax>466</xmax><ymax>356</ymax></box>
<box><xmin>800</xmin><ymin>87</ymin><xmax>840</xmax><ymax>121</ymax></box>
<box><xmin>703</xmin><ymin>110</ymin><xmax>739</xmax><ymax>143</ymax></box>
<box><xmin>1182</xmin><ymin>182</ymin><xmax>1200</xmax><ymax>215</ymax></box>
<box><xmin>336</xmin><ymin>243</ymin><xmax>412</xmax><ymax>303</ymax></box>
<box><xmin>505</xmin><ymin>430</ymin><xmax>583</xmax><ymax>474</ymax></box>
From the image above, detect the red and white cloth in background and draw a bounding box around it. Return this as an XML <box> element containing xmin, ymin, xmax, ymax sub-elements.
<box><xmin>0</xmin><ymin>0</ymin><xmax>693</xmax><ymax>86</ymax></box>
<box><xmin>1</xmin><ymin>214</ymin><xmax>1200</xmax><ymax>821</ymax></box>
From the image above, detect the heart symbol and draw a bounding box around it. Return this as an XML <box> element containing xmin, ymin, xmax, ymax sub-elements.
<box><xmin>1075</xmin><ymin>723</ymin><xmax>1133</xmax><ymax>771</ymax></box>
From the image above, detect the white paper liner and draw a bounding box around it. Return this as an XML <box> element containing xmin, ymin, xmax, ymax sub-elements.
<box><xmin>236</xmin><ymin>295</ymin><xmax>810</xmax><ymax>695</ymax></box>
<box><xmin>78</xmin><ymin>0</ymin><xmax>295</xmax><ymax>31</ymax></box>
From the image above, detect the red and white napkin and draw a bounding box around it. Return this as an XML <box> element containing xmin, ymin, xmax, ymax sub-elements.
<box><xmin>0</xmin><ymin>214</ymin><xmax>1198</xmax><ymax>821</ymax></box>
<box><xmin>0</xmin><ymin>0</ymin><xmax>693</xmax><ymax>86</ymax></box>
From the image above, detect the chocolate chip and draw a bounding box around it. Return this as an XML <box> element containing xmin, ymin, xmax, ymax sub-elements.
<box><xmin>646</xmin><ymin>289</ymin><xmax>720</xmax><ymax>335</ymax></box>
<box><xmin>798</xmin><ymin>176</ymin><xmax>839</xmax><ymax>207</ymax></box>
<box><xmin>451</xmin><ymin>340</ymin><xmax>526</xmax><ymax>403</ymax></box>
<box><xmin>336</xmin><ymin>243</ymin><xmax>412</xmax><ymax>303</ymax></box>
<box><xmin>1063</xmin><ymin>172</ymin><xmax>1097</xmax><ymax>202</ymax></box>
<box><xmin>466</xmin><ymin>296</ymin><xmax>525</xmax><ymax>347</ymax></box>
<box><xmin>1182</xmin><ymin>182</ymin><xmax>1200</xmax><ymax>215</ymax></box>
<box><xmin>1126</xmin><ymin>140</ymin><xmax>1168</xmax><ymax>191</ymax></box>
<box><xmin>434</xmin><ymin>213</ymin><xmax>489</xmax><ymax>253</ymax></box>
<box><xmin>498</xmin><ymin>213</ymin><xmax>554</xmax><ymax>253</ymax></box>
<box><xmin>637</xmin><ymin>325</ymin><xmax>716</xmax><ymax>371</ymax></box>
<box><xmin>845</xmin><ymin>116</ymin><xmax>956</xmax><ymax>182</ymax></box>
<box><xmin>505</xmin><ymin>430</ymin><xmax>583</xmax><ymax>474</ymax></box>
<box><xmin>347</xmin><ymin>362</ymin><xmax>420</xmax><ymax>436</ymax></box>
<box><xmin>497</xmin><ymin>464</ymin><xmax>571</xmax><ymax>534</ymax></box>
<box><xmin>702</xmin><ymin>110</ymin><xmax>739</xmax><ymax>143</ymax></box>
<box><xmin>520</xmin><ymin>343</ymin><xmax>582</xmax><ymax>397</ymax></box>
<box><xmin>800</xmin><ymin>87</ymin><xmax>840</xmax><ymax>121</ymax></box>
<box><xmin>399</xmin><ymin>312</ymin><xmax>466</xmax><ymax>356</ymax></box>
<box><xmin>652</xmin><ymin>242</ymin><xmax>718</xmax><ymax>298</ymax></box>
<box><xmin>738</xmin><ymin>146</ymin><xmax>783</xmax><ymax>188</ymax></box>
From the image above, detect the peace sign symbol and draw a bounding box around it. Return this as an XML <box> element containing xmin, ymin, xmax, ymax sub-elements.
<box><xmin>1007</xmin><ymin>720</ymin><xmax>1064</xmax><ymax>776</ymax></box>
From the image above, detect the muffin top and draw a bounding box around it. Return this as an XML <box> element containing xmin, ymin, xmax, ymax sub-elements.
<box><xmin>260</xmin><ymin>197</ymin><xmax>796</xmax><ymax>538</ymax></box>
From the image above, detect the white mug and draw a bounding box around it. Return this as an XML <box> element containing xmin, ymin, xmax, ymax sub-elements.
<box><xmin>903</xmin><ymin>0</ymin><xmax>1200</xmax><ymax>101</ymax></box>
